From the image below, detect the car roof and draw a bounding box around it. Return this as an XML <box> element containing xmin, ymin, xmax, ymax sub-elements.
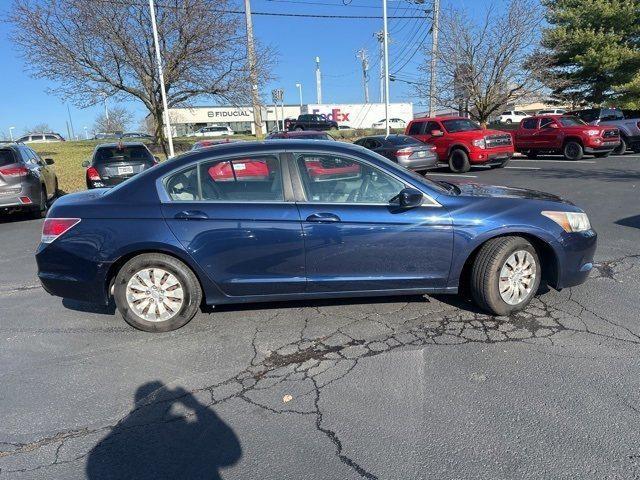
<box><xmin>272</xmin><ymin>130</ymin><xmax>328</xmax><ymax>137</ymax></box>
<box><xmin>357</xmin><ymin>134</ymin><xmax>412</xmax><ymax>140</ymax></box>
<box><xmin>411</xmin><ymin>116</ymin><xmax>465</xmax><ymax>122</ymax></box>
<box><xmin>95</xmin><ymin>142</ymin><xmax>147</xmax><ymax>148</ymax></box>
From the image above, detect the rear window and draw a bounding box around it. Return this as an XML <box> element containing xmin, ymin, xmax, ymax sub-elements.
<box><xmin>386</xmin><ymin>135</ymin><xmax>421</xmax><ymax>146</ymax></box>
<box><xmin>94</xmin><ymin>145</ymin><xmax>153</xmax><ymax>164</ymax></box>
<box><xmin>0</xmin><ymin>149</ymin><xmax>16</xmax><ymax>167</ymax></box>
<box><xmin>441</xmin><ymin>119</ymin><xmax>481</xmax><ymax>133</ymax></box>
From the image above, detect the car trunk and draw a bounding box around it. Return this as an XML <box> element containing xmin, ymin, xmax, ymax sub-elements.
<box><xmin>0</xmin><ymin>150</ymin><xmax>24</xmax><ymax>194</ymax></box>
<box><xmin>96</xmin><ymin>159</ymin><xmax>151</xmax><ymax>186</ymax></box>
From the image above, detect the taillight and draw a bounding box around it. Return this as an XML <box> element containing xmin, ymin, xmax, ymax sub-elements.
<box><xmin>41</xmin><ymin>218</ymin><xmax>81</xmax><ymax>244</ymax></box>
<box><xmin>86</xmin><ymin>166</ymin><xmax>101</xmax><ymax>181</ymax></box>
<box><xmin>396</xmin><ymin>147</ymin><xmax>413</xmax><ymax>158</ymax></box>
<box><xmin>0</xmin><ymin>166</ymin><xmax>29</xmax><ymax>177</ymax></box>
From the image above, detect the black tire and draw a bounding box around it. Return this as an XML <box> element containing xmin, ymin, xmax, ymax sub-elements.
<box><xmin>505</xmin><ymin>119</ymin><xmax>512</xmax><ymax>124</ymax></box>
<box><xmin>29</xmin><ymin>186</ymin><xmax>47</xmax><ymax>219</ymax></box>
<box><xmin>593</xmin><ymin>151</ymin><xmax>611</xmax><ymax>158</ymax></box>
<box><xmin>526</xmin><ymin>150</ymin><xmax>538</xmax><ymax>159</ymax></box>
<box><xmin>563</xmin><ymin>140</ymin><xmax>584</xmax><ymax>160</ymax></box>
<box><xmin>470</xmin><ymin>236</ymin><xmax>541</xmax><ymax>316</ymax></box>
<box><xmin>448</xmin><ymin>148</ymin><xmax>471</xmax><ymax>173</ymax></box>
<box><xmin>113</xmin><ymin>253</ymin><xmax>202</xmax><ymax>332</ymax></box>
<box><xmin>613</xmin><ymin>137</ymin><xmax>627</xmax><ymax>155</ymax></box>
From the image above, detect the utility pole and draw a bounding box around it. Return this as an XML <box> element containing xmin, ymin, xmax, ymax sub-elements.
<box><xmin>356</xmin><ymin>49</ymin><xmax>370</xmax><ymax>103</ymax></box>
<box><xmin>376</xmin><ymin>31</ymin><xmax>384</xmax><ymax>103</ymax></box>
<box><xmin>315</xmin><ymin>56</ymin><xmax>322</xmax><ymax>104</ymax></box>
<box><xmin>149</xmin><ymin>0</ymin><xmax>175</xmax><ymax>157</ymax></box>
<box><xmin>382</xmin><ymin>0</ymin><xmax>390</xmax><ymax>136</ymax></box>
<box><xmin>295</xmin><ymin>82</ymin><xmax>303</xmax><ymax>107</ymax></box>
<box><xmin>244</xmin><ymin>0</ymin><xmax>263</xmax><ymax>137</ymax></box>
<box><xmin>67</xmin><ymin>104</ymin><xmax>75</xmax><ymax>140</ymax></box>
<box><xmin>428</xmin><ymin>0</ymin><xmax>440</xmax><ymax>117</ymax></box>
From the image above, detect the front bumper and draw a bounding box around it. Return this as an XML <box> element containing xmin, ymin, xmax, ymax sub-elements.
<box><xmin>469</xmin><ymin>148</ymin><xmax>513</xmax><ymax>165</ymax></box>
<box><xmin>555</xmin><ymin>230</ymin><xmax>598</xmax><ymax>289</ymax></box>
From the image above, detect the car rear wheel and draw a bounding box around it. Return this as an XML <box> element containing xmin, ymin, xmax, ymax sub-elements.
<box><xmin>613</xmin><ymin>137</ymin><xmax>626</xmax><ymax>155</ymax></box>
<box><xmin>29</xmin><ymin>186</ymin><xmax>47</xmax><ymax>219</ymax></box>
<box><xmin>470</xmin><ymin>236</ymin><xmax>541</xmax><ymax>316</ymax></box>
<box><xmin>563</xmin><ymin>141</ymin><xmax>584</xmax><ymax>160</ymax></box>
<box><xmin>113</xmin><ymin>253</ymin><xmax>202</xmax><ymax>332</ymax></box>
<box><xmin>505</xmin><ymin>119</ymin><xmax>512</xmax><ymax>124</ymax></box>
<box><xmin>526</xmin><ymin>150</ymin><xmax>538</xmax><ymax>159</ymax></box>
<box><xmin>448</xmin><ymin>149</ymin><xmax>471</xmax><ymax>173</ymax></box>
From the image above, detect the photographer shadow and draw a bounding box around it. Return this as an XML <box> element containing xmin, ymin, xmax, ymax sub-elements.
<box><xmin>86</xmin><ymin>381</ymin><xmax>242</xmax><ymax>480</ymax></box>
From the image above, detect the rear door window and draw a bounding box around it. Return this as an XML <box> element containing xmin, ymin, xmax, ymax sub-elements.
<box><xmin>539</xmin><ymin>117</ymin><xmax>556</xmax><ymax>129</ymax></box>
<box><xmin>407</xmin><ymin>121</ymin><xmax>425</xmax><ymax>135</ymax></box>
<box><xmin>0</xmin><ymin>149</ymin><xmax>16</xmax><ymax>167</ymax></box>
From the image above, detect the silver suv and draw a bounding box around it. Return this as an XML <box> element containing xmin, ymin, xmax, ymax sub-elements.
<box><xmin>0</xmin><ymin>144</ymin><xmax>58</xmax><ymax>218</ymax></box>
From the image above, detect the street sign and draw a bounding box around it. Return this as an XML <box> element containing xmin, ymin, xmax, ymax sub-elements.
<box><xmin>272</xmin><ymin>88</ymin><xmax>284</xmax><ymax>103</ymax></box>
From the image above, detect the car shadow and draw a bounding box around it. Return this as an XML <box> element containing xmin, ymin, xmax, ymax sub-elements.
<box><xmin>62</xmin><ymin>298</ymin><xmax>117</xmax><ymax>315</ymax></box>
<box><xmin>615</xmin><ymin>214</ymin><xmax>640</xmax><ymax>230</ymax></box>
<box><xmin>86</xmin><ymin>381</ymin><xmax>242</xmax><ymax>480</ymax></box>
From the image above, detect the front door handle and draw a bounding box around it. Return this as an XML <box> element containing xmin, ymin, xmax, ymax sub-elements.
<box><xmin>306</xmin><ymin>212</ymin><xmax>341</xmax><ymax>223</ymax></box>
<box><xmin>174</xmin><ymin>210</ymin><xmax>209</xmax><ymax>220</ymax></box>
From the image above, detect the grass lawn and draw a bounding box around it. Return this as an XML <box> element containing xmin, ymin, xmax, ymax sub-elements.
<box><xmin>30</xmin><ymin>128</ymin><xmax>399</xmax><ymax>193</ymax></box>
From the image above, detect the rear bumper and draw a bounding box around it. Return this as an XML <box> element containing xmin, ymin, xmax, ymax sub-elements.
<box><xmin>398</xmin><ymin>154</ymin><xmax>438</xmax><ymax>170</ymax></box>
<box><xmin>555</xmin><ymin>230</ymin><xmax>598</xmax><ymax>289</ymax></box>
<box><xmin>0</xmin><ymin>185</ymin><xmax>38</xmax><ymax>210</ymax></box>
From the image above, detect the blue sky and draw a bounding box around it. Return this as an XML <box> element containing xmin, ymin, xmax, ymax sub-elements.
<box><xmin>0</xmin><ymin>0</ymin><xmax>501</xmax><ymax>138</ymax></box>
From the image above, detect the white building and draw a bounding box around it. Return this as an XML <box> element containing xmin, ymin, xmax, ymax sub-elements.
<box><xmin>167</xmin><ymin>102</ymin><xmax>413</xmax><ymax>136</ymax></box>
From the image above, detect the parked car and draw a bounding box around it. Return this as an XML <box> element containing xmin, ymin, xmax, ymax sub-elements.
<box><xmin>511</xmin><ymin>115</ymin><xmax>620</xmax><ymax>160</ymax></box>
<box><xmin>353</xmin><ymin>134</ymin><xmax>437</xmax><ymax>171</ymax></box>
<box><xmin>405</xmin><ymin>116</ymin><xmax>513</xmax><ymax>173</ymax></box>
<box><xmin>16</xmin><ymin>132</ymin><xmax>65</xmax><ymax>143</ymax></box>
<box><xmin>122</xmin><ymin>132</ymin><xmax>154</xmax><ymax>140</ymax></box>
<box><xmin>188</xmin><ymin>126</ymin><xmax>234</xmax><ymax>137</ymax></box>
<box><xmin>266</xmin><ymin>130</ymin><xmax>335</xmax><ymax>140</ymax></box>
<box><xmin>0</xmin><ymin>143</ymin><xmax>58</xmax><ymax>217</ymax></box>
<box><xmin>285</xmin><ymin>114</ymin><xmax>338</xmax><ymax>131</ymax></box>
<box><xmin>499</xmin><ymin>111</ymin><xmax>530</xmax><ymax>124</ymax></box>
<box><xmin>191</xmin><ymin>139</ymin><xmax>243</xmax><ymax>150</ymax></box>
<box><xmin>94</xmin><ymin>132</ymin><xmax>122</xmax><ymax>140</ymax></box>
<box><xmin>36</xmin><ymin>140</ymin><xmax>596</xmax><ymax>332</ymax></box>
<box><xmin>536</xmin><ymin>109</ymin><xmax>566</xmax><ymax>116</ymax></box>
<box><xmin>83</xmin><ymin>142</ymin><xmax>158</xmax><ymax>189</ymax></box>
<box><xmin>567</xmin><ymin>108</ymin><xmax>640</xmax><ymax>154</ymax></box>
<box><xmin>371</xmin><ymin>118</ymin><xmax>407</xmax><ymax>129</ymax></box>
<box><xmin>338</xmin><ymin>125</ymin><xmax>352</xmax><ymax>130</ymax></box>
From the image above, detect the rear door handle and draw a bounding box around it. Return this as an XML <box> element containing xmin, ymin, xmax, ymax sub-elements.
<box><xmin>306</xmin><ymin>212</ymin><xmax>341</xmax><ymax>223</ymax></box>
<box><xmin>174</xmin><ymin>210</ymin><xmax>209</xmax><ymax>220</ymax></box>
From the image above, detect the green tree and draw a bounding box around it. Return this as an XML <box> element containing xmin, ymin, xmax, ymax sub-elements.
<box><xmin>539</xmin><ymin>0</ymin><xmax>640</xmax><ymax>107</ymax></box>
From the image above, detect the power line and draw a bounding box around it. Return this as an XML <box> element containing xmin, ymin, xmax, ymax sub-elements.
<box><xmin>264</xmin><ymin>0</ymin><xmax>420</xmax><ymax>10</ymax></box>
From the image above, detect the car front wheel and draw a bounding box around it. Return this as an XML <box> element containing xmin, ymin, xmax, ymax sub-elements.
<box><xmin>563</xmin><ymin>141</ymin><xmax>584</xmax><ymax>160</ymax></box>
<box><xmin>613</xmin><ymin>137</ymin><xmax>626</xmax><ymax>155</ymax></box>
<box><xmin>448</xmin><ymin>149</ymin><xmax>471</xmax><ymax>173</ymax></box>
<box><xmin>470</xmin><ymin>236</ymin><xmax>541</xmax><ymax>316</ymax></box>
<box><xmin>113</xmin><ymin>253</ymin><xmax>202</xmax><ymax>332</ymax></box>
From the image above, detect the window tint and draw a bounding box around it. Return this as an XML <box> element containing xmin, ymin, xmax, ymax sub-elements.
<box><xmin>501</xmin><ymin>111</ymin><xmax>511</xmax><ymax>116</ymax></box>
<box><xmin>557</xmin><ymin>116</ymin><xmax>585</xmax><ymax>127</ymax></box>
<box><xmin>539</xmin><ymin>118</ymin><xmax>555</xmax><ymax>129</ymax></box>
<box><xmin>94</xmin><ymin>145</ymin><xmax>153</xmax><ymax>164</ymax></box>
<box><xmin>296</xmin><ymin>153</ymin><xmax>404</xmax><ymax>204</ymax></box>
<box><xmin>200</xmin><ymin>155</ymin><xmax>282</xmax><ymax>201</ymax></box>
<box><xmin>602</xmin><ymin>109</ymin><xmax>623</xmax><ymax>121</ymax></box>
<box><xmin>45</xmin><ymin>134</ymin><xmax>58</xmax><ymax>140</ymax></box>
<box><xmin>166</xmin><ymin>166</ymin><xmax>199</xmax><ymax>201</ymax></box>
<box><xmin>425</xmin><ymin>121</ymin><xmax>441</xmax><ymax>133</ymax></box>
<box><xmin>515</xmin><ymin>111</ymin><xmax>527</xmax><ymax>115</ymax></box>
<box><xmin>0</xmin><ymin>149</ymin><xmax>16</xmax><ymax>167</ymax></box>
<box><xmin>521</xmin><ymin>118</ymin><xmax>538</xmax><ymax>129</ymax></box>
<box><xmin>441</xmin><ymin>119</ymin><xmax>481</xmax><ymax>133</ymax></box>
<box><xmin>408</xmin><ymin>121</ymin><xmax>425</xmax><ymax>135</ymax></box>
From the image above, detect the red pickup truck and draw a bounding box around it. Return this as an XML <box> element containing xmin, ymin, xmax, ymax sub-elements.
<box><xmin>405</xmin><ymin>116</ymin><xmax>513</xmax><ymax>173</ymax></box>
<box><xmin>511</xmin><ymin>115</ymin><xmax>620</xmax><ymax>160</ymax></box>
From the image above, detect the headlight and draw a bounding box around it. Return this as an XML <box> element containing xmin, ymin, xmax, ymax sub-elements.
<box><xmin>472</xmin><ymin>138</ymin><xmax>486</xmax><ymax>149</ymax></box>
<box><xmin>586</xmin><ymin>129</ymin><xmax>600</xmax><ymax>136</ymax></box>
<box><xmin>541</xmin><ymin>211</ymin><xmax>591</xmax><ymax>232</ymax></box>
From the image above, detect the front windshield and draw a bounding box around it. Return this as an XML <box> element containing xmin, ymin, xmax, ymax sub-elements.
<box><xmin>557</xmin><ymin>116</ymin><xmax>586</xmax><ymax>127</ymax></box>
<box><xmin>442</xmin><ymin>119</ymin><xmax>482</xmax><ymax>133</ymax></box>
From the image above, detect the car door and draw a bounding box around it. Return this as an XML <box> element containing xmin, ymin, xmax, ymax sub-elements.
<box><xmin>537</xmin><ymin>117</ymin><xmax>562</xmax><ymax>148</ymax></box>
<box><xmin>25</xmin><ymin>148</ymin><xmax>56</xmax><ymax>196</ymax></box>
<box><xmin>420</xmin><ymin>121</ymin><xmax>447</xmax><ymax>160</ymax></box>
<box><xmin>290</xmin><ymin>150</ymin><xmax>453</xmax><ymax>292</ymax></box>
<box><xmin>161</xmin><ymin>151</ymin><xmax>306</xmax><ymax>297</ymax></box>
<box><xmin>515</xmin><ymin>117</ymin><xmax>539</xmax><ymax>149</ymax></box>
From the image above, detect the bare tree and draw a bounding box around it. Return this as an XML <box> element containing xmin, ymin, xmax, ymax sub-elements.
<box><xmin>418</xmin><ymin>0</ymin><xmax>546</xmax><ymax>125</ymax></box>
<box><xmin>9</xmin><ymin>0</ymin><xmax>275</xmax><ymax>153</ymax></box>
<box><xmin>93</xmin><ymin>105</ymin><xmax>133</xmax><ymax>133</ymax></box>
<box><xmin>24</xmin><ymin>123</ymin><xmax>52</xmax><ymax>134</ymax></box>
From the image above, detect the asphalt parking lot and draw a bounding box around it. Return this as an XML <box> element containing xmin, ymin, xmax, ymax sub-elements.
<box><xmin>1</xmin><ymin>153</ymin><xmax>640</xmax><ymax>479</ymax></box>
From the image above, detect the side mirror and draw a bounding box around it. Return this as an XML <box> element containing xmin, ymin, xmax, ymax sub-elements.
<box><xmin>397</xmin><ymin>187</ymin><xmax>423</xmax><ymax>208</ymax></box>
<box><xmin>81</xmin><ymin>160</ymin><xmax>90</xmax><ymax>167</ymax></box>
<box><xmin>45</xmin><ymin>158</ymin><xmax>54</xmax><ymax>165</ymax></box>
<box><xmin>430</xmin><ymin>129</ymin><xmax>444</xmax><ymax>137</ymax></box>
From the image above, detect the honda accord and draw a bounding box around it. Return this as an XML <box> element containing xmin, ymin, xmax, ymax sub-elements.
<box><xmin>36</xmin><ymin>140</ymin><xmax>596</xmax><ymax>332</ymax></box>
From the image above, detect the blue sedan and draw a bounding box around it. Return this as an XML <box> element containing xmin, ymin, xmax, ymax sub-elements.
<box><xmin>36</xmin><ymin>140</ymin><xmax>596</xmax><ymax>332</ymax></box>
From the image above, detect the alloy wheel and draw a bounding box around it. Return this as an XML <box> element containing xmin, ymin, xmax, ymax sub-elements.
<box><xmin>126</xmin><ymin>267</ymin><xmax>184</xmax><ymax>322</ymax></box>
<box><xmin>498</xmin><ymin>250</ymin><xmax>537</xmax><ymax>305</ymax></box>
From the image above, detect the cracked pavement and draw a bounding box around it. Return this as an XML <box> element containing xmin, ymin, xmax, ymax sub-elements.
<box><xmin>1</xmin><ymin>154</ymin><xmax>640</xmax><ymax>479</ymax></box>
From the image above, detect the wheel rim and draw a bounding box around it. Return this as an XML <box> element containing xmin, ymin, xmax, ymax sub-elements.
<box><xmin>566</xmin><ymin>143</ymin><xmax>579</xmax><ymax>158</ymax></box>
<box><xmin>498</xmin><ymin>250</ymin><xmax>537</xmax><ymax>305</ymax></box>
<box><xmin>126</xmin><ymin>267</ymin><xmax>184</xmax><ymax>322</ymax></box>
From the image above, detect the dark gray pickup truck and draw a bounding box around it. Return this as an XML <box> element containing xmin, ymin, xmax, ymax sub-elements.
<box><xmin>568</xmin><ymin>108</ymin><xmax>640</xmax><ymax>154</ymax></box>
<box><xmin>285</xmin><ymin>114</ymin><xmax>338</xmax><ymax>131</ymax></box>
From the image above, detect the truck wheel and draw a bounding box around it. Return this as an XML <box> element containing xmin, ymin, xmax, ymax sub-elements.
<box><xmin>563</xmin><ymin>141</ymin><xmax>583</xmax><ymax>160</ymax></box>
<box><xmin>448</xmin><ymin>149</ymin><xmax>471</xmax><ymax>173</ymax></box>
<box><xmin>526</xmin><ymin>151</ymin><xmax>538</xmax><ymax>159</ymax></box>
<box><xmin>471</xmin><ymin>236</ymin><xmax>541</xmax><ymax>316</ymax></box>
<box><xmin>613</xmin><ymin>137</ymin><xmax>627</xmax><ymax>155</ymax></box>
<box><xmin>113</xmin><ymin>253</ymin><xmax>202</xmax><ymax>332</ymax></box>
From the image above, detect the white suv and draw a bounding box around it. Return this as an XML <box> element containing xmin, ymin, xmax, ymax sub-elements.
<box><xmin>536</xmin><ymin>108</ymin><xmax>566</xmax><ymax>116</ymax></box>
<box><xmin>16</xmin><ymin>133</ymin><xmax>65</xmax><ymax>143</ymax></box>
<box><xmin>189</xmin><ymin>125</ymin><xmax>234</xmax><ymax>137</ymax></box>
<box><xmin>499</xmin><ymin>111</ymin><xmax>529</xmax><ymax>124</ymax></box>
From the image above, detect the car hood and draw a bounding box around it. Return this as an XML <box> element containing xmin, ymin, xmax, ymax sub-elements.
<box><xmin>451</xmin><ymin>181</ymin><xmax>572</xmax><ymax>204</ymax></box>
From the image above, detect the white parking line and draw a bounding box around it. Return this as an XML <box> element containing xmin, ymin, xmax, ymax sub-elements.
<box><xmin>506</xmin><ymin>166</ymin><xmax>541</xmax><ymax>170</ymax></box>
<box><xmin>427</xmin><ymin>173</ymin><xmax>477</xmax><ymax>178</ymax></box>
<box><xmin>512</xmin><ymin>159</ymin><xmax>596</xmax><ymax>164</ymax></box>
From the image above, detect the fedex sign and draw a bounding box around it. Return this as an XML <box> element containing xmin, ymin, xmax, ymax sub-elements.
<box><xmin>312</xmin><ymin>108</ymin><xmax>350</xmax><ymax>122</ymax></box>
